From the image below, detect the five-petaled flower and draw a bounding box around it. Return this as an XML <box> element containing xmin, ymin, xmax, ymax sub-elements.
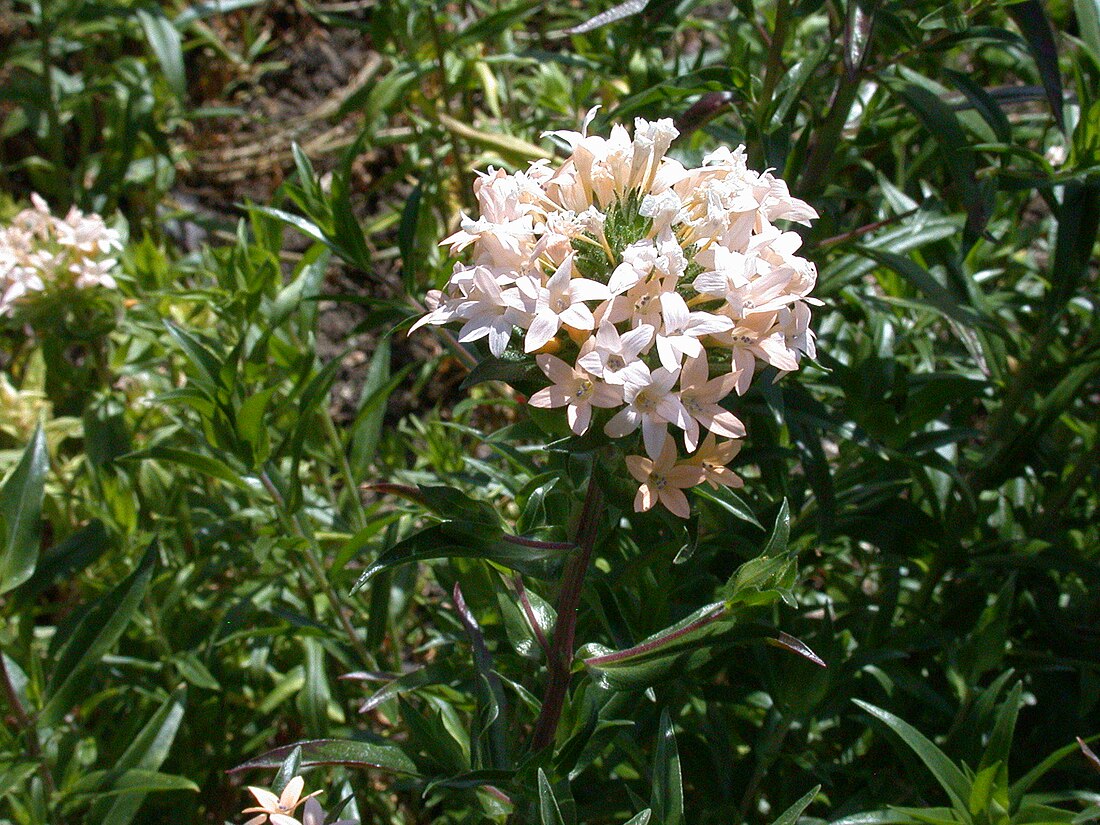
<box><xmin>626</xmin><ymin>435</ymin><xmax>706</xmax><ymax>518</ymax></box>
<box><xmin>242</xmin><ymin>776</ymin><xmax>319</xmax><ymax>825</ymax></box>
<box><xmin>528</xmin><ymin>354</ymin><xmax>622</xmax><ymax>435</ymax></box>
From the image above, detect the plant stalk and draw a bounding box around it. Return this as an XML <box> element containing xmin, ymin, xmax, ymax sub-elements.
<box><xmin>530</xmin><ymin>473</ymin><xmax>603</xmax><ymax>752</ymax></box>
<box><xmin>259</xmin><ymin>469</ymin><xmax>373</xmax><ymax>667</ymax></box>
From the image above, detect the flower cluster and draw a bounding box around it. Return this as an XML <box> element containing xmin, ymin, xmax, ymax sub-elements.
<box><xmin>413</xmin><ymin>111</ymin><xmax>818</xmax><ymax>517</ymax></box>
<box><xmin>0</xmin><ymin>193</ymin><xmax>122</xmax><ymax>317</ymax></box>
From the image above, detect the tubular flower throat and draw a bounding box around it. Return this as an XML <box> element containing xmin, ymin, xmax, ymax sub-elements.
<box><xmin>412</xmin><ymin>111</ymin><xmax>819</xmax><ymax>517</ymax></box>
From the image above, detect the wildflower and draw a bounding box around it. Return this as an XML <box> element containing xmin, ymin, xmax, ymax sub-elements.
<box><xmin>528</xmin><ymin>354</ymin><xmax>621</xmax><ymax>435</ymax></box>
<box><xmin>0</xmin><ymin>193</ymin><xmax>121</xmax><ymax>317</ymax></box>
<box><xmin>524</xmin><ymin>255</ymin><xmax>611</xmax><ymax>352</ymax></box>
<box><xmin>676</xmin><ymin>356</ymin><xmax>745</xmax><ymax>452</ymax></box>
<box><xmin>687</xmin><ymin>432</ymin><xmax>744</xmax><ymax>490</ymax></box>
<box><xmin>626</xmin><ymin>435</ymin><xmax>706</xmax><ymax>518</ymax></box>
<box><xmin>576</xmin><ymin>321</ymin><xmax>654</xmax><ymax>385</ymax></box>
<box><xmin>604</xmin><ymin>363</ymin><xmax>689</xmax><ymax>460</ymax></box>
<box><xmin>241</xmin><ymin>775</ymin><xmax>319</xmax><ymax>825</ymax></box>
<box><xmin>413</xmin><ymin>111</ymin><xmax>818</xmax><ymax>516</ymax></box>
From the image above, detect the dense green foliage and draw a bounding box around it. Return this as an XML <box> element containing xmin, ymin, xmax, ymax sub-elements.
<box><xmin>1</xmin><ymin>1</ymin><xmax>1098</xmax><ymax>824</ymax></box>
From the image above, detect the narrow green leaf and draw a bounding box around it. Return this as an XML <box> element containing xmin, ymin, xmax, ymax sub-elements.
<box><xmin>230</xmin><ymin>739</ymin><xmax>419</xmax><ymax>776</ymax></box>
<box><xmin>771</xmin><ymin>786</ymin><xmax>821</xmax><ymax>825</ymax></box>
<box><xmin>120</xmin><ymin>446</ymin><xmax>249</xmax><ymax>490</ymax></box>
<box><xmin>692</xmin><ymin>484</ymin><xmax>763</xmax><ymax>529</ymax></box>
<box><xmin>980</xmin><ymin>682</ymin><xmax>1023</xmax><ymax>772</ymax></box>
<box><xmin>538</xmin><ymin>769</ymin><xmax>567</xmax><ymax>825</ymax></box>
<box><xmin>580</xmin><ymin>603</ymin><xmax>730</xmax><ymax>690</ymax></box>
<box><xmin>0</xmin><ymin>425</ymin><xmax>48</xmax><ymax>594</ymax></box>
<box><xmin>1010</xmin><ymin>734</ymin><xmax>1100</xmax><ymax>807</ymax></box>
<box><xmin>1077</xmin><ymin>0</ymin><xmax>1100</xmax><ymax>65</ymax></box>
<box><xmin>41</xmin><ymin>544</ymin><xmax>157</xmax><ymax>727</ymax></box>
<box><xmin>351</xmin><ymin>522</ymin><xmax>561</xmax><ymax>591</ymax></box>
<box><xmin>135</xmin><ymin>8</ymin><xmax>186</xmax><ymax>98</ymax></box>
<box><xmin>162</xmin><ymin>321</ymin><xmax>224</xmax><ymax>390</ymax></box>
<box><xmin>91</xmin><ymin>688</ymin><xmax>188</xmax><ymax>825</ymax></box>
<box><xmin>650</xmin><ymin>709</ymin><xmax>684</xmax><ymax>825</ymax></box>
<box><xmin>852</xmin><ymin>699</ymin><xmax>971</xmax><ymax>811</ymax></box>
<box><xmin>1006</xmin><ymin>1</ymin><xmax>1065</xmax><ymax>130</ymax></box>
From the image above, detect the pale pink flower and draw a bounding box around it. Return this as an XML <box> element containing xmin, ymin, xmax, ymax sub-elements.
<box><xmin>686</xmin><ymin>432</ymin><xmax>744</xmax><ymax>489</ymax></box>
<box><xmin>524</xmin><ymin>256</ymin><xmax>610</xmax><ymax>352</ymax></box>
<box><xmin>454</xmin><ymin>267</ymin><xmax>529</xmax><ymax>356</ymax></box>
<box><xmin>654</xmin><ymin>291</ymin><xmax>733</xmax><ymax>371</ymax></box>
<box><xmin>604</xmin><ymin>363</ymin><xmax>689</xmax><ymax>459</ymax></box>
<box><xmin>626</xmin><ymin>434</ymin><xmax>706</xmax><ymax>518</ymax></box>
<box><xmin>677</xmin><ymin>355</ymin><xmax>746</xmax><ymax>452</ymax></box>
<box><xmin>242</xmin><ymin>776</ymin><xmax>319</xmax><ymax>825</ymax></box>
<box><xmin>576</xmin><ymin>321</ymin><xmax>654</xmax><ymax>385</ymax></box>
<box><xmin>528</xmin><ymin>354</ymin><xmax>621</xmax><ymax>435</ymax></box>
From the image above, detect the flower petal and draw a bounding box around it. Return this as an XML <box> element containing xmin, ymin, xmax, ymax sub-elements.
<box><xmin>248</xmin><ymin>788</ymin><xmax>280</xmax><ymax>810</ymax></box>
<box><xmin>525</xmin><ymin>311</ymin><xmax>561</xmax><ymax>352</ymax></box>
<box><xmin>604</xmin><ymin>407</ymin><xmax>640</xmax><ymax>438</ymax></box>
<box><xmin>659</xmin><ymin>487</ymin><xmax>691</xmax><ymax>518</ymax></box>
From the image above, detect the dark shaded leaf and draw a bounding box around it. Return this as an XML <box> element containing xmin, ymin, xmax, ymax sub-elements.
<box><xmin>230</xmin><ymin>739</ymin><xmax>418</xmax><ymax>776</ymax></box>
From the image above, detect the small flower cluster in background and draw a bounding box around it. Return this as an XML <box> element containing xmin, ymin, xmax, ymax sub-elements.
<box><xmin>413</xmin><ymin>111</ymin><xmax>819</xmax><ymax>517</ymax></box>
<box><xmin>0</xmin><ymin>193</ymin><xmax>122</xmax><ymax>317</ymax></box>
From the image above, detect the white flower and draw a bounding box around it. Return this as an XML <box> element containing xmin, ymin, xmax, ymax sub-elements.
<box><xmin>524</xmin><ymin>255</ymin><xmax>611</xmax><ymax>352</ymax></box>
<box><xmin>654</xmin><ymin>291</ymin><xmax>733</xmax><ymax>371</ymax></box>
<box><xmin>0</xmin><ymin>194</ymin><xmax>119</xmax><ymax>316</ymax></box>
<box><xmin>455</xmin><ymin>267</ymin><xmax>530</xmax><ymax>356</ymax></box>
<box><xmin>528</xmin><ymin>354</ymin><xmax>621</xmax><ymax>435</ymax></box>
<box><xmin>604</xmin><ymin>362</ymin><xmax>690</xmax><ymax>460</ymax></box>
<box><xmin>410</xmin><ymin>113</ymin><xmax>819</xmax><ymax>517</ymax></box>
<box><xmin>576</xmin><ymin>321</ymin><xmax>654</xmax><ymax>385</ymax></box>
<box><xmin>676</xmin><ymin>355</ymin><xmax>746</xmax><ymax>452</ymax></box>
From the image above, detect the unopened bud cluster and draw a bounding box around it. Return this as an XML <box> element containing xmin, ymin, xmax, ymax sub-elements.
<box><xmin>1</xmin><ymin>194</ymin><xmax>122</xmax><ymax>317</ymax></box>
<box><xmin>413</xmin><ymin>112</ymin><xmax>819</xmax><ymax>517</ymax></box>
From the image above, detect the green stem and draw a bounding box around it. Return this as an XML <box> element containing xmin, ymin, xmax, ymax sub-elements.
<box><xmin>529</xmin><ymin>471</ymin><xmax>603</xmax><ymax>752</ymax></box>
<box><xmin>799</xmin><ymin>74</ymin><xmax>860</xmax><ymax>194</ymax></box>
<box><xmin>259</xmin><ymin>469</ymin><xmax>373</xmax><ymax>668</ymax></box>
<box><xmin>37</xmin><ymin>3</ymin><xmax>65</xmax><ymax>182</ymax></box>
<box><xmin>759</xmin><ymin>0</ymin><xmax>791</xmax><ymax>113</ymax></box>
<box><xmin>425</xmin><ymin>9</ymin><xmax>475</xmax><ymax>213</ymax></box>
<box><xmin>322</xmin><ymin>411</ymin><xmax>367</xmax><ymax>532</ymax></box>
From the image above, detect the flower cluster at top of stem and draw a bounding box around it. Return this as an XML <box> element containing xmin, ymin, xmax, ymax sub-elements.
<box><xmin>412</xmin><ymin>111</ymin><xmax>819</xmax><ymax>517</ymax></box>
<box><xmin>0</xmin><ymin>194</ymin><xmax>122</xmax><ymax>317</ymax></box>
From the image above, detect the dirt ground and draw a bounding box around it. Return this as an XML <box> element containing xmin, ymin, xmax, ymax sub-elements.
<box><xmin>175</xmin><ymin>1</ymin><xmax>459</xmax><ymax>424</ymax></box>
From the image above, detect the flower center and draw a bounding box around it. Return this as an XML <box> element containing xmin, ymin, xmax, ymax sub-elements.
<box><xmin>683</xmin><ymin>395</ymin><xmax>703</xmax><ymax>414</ymax></box>
<box><xmin>606</xmin><ymin>354</ymin><xmax>626</xmax><ymax>371</ymax></box>
<box><xmin>554</xmin><ymin>296</ymin><xmax>569</xmax><ymax>312</ymax></box>
<box><xmin>635</xmin><ymin>391</ymin><xmax>657</xmax><ymax>414</ymax></box>
<box><xmin>573</xmin><ymin>378</ymin><xmax>593</xmax><ymax>400</ymax></box>
<box><xmin>636</xmin><ymin>294</ymin><xmax>652</xmax><ymax>312</ymax></box>
<box><xmin>652</xmin><ymin>473</ymin><xmax>667</xmax><ymax>490</ymax></box>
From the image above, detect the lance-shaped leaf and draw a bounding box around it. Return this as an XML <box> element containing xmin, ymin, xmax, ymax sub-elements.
<box><xmin>852</xmin><ymin>699</ymin><xmax>971</xmax><ymax>811</ymax></box>
<box><xmin>88</xmin><ymin>687</ymin><xmax>188</xmax><ymax>825</ymax></box>
<box><xmin>230</xmin><ymin>739</ymin><xmax>419</xmax><ymax>776</ymax></box>
<box><xmin>352</xmin><ymin>521</ymin><xmax>564</xmax><ymax>591</ymax></box>
<box><xmin>40</xmin><ymin>544</ymin><xmax>157</xmax><ymax>726</ymax></box>
<box><xmin>579</xmin><ymin>602</ymin><xmax>731</xmax><ymax>691</ymax></box>
<box><xmin>650</xmin><ymin>710</ymin><xmax>683</xmax><ymax>825</ymax></box>
<box><xmin>770</xmin><ymin>785</ymin><xmax>820</xmax><ymax>825</ymax></box>
<box><xmin>0</xmin><ymin>425</ymin><xmax>48</xmax><ymax>594</ymax></box>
